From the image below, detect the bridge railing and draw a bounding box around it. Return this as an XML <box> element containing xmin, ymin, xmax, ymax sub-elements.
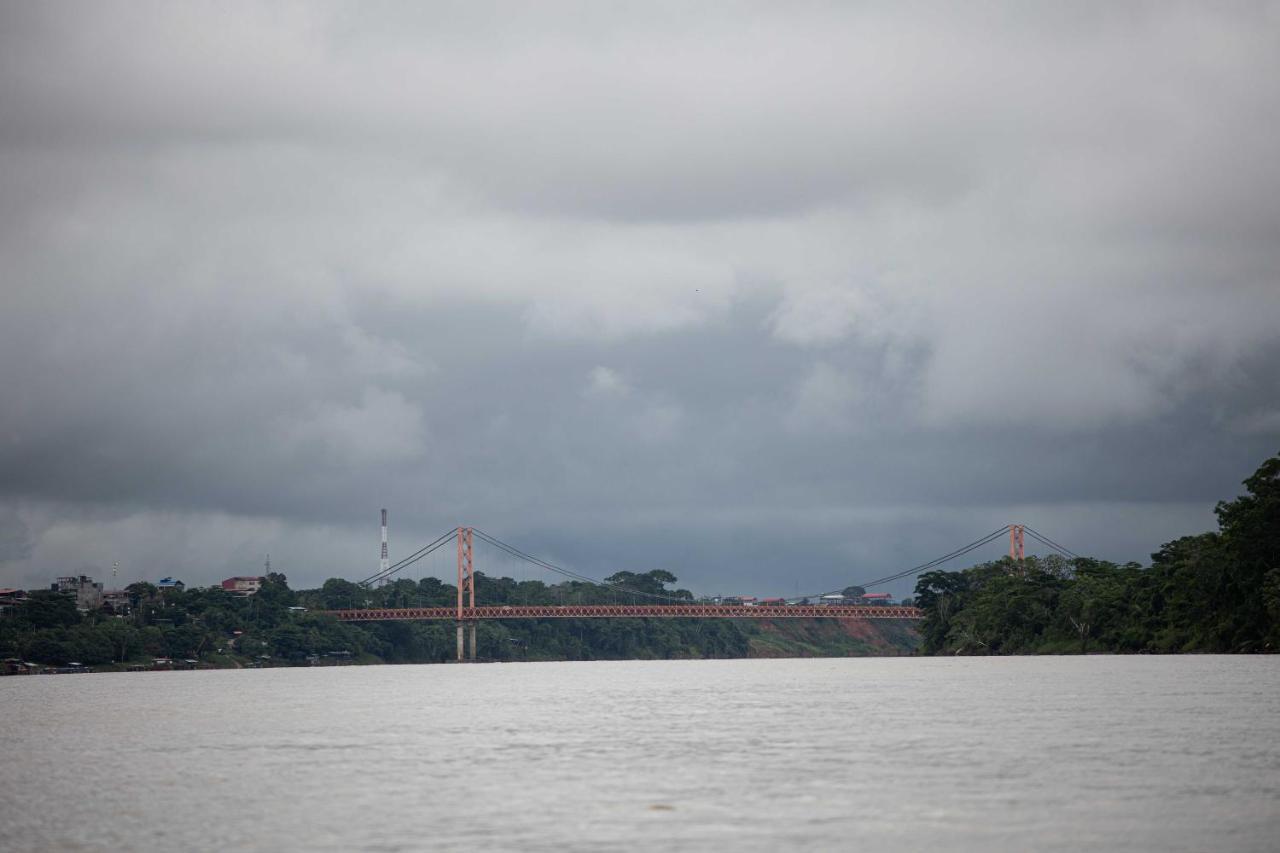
<box><xmin>322</xmin><ymin>604</ymin><xmax>924</xmax><ymax>622</ymax></box>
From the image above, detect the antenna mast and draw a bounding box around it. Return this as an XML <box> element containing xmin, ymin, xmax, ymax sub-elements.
<box><xmin>379</xmin><ymin>508</ymin><xmax>390</xmax><ymax>585</ymax></box>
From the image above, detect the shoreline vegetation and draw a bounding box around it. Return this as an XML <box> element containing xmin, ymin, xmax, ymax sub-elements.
<box><xmin>0</xmin><ymin>568</ymin><xmax>919</xmax><ymax>674</ymax></box>
<box><xmin>3</xmin><ymin>453</ymin><xmax>1276</xmax><ymax>673</ymax></box>
<box><xmin>913</xmin><ymin>452</ymin><xmax>1279</xmax><ymax>655</ymax></box>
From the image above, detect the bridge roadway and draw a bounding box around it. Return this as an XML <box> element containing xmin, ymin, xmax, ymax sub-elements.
<box><xmin>324</xmin><ymin>604</ymin><xmax>924</xmax><ymax>621</ymax></box>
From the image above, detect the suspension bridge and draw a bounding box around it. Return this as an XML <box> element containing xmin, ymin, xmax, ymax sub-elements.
<box><xmin>321</xmin><ymin>523</ymin><xmax>1079</xmax><ymax>661</ymax></box>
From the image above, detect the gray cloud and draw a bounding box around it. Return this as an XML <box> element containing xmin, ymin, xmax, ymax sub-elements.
<box><xmin>2</xmin><ymin>2</ymin><xmax>1278</xmax><ymax>596</ymax></box>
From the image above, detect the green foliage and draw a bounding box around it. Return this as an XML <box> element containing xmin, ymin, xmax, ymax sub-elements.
<box><xmin>319</xmin><ymin>578</ymin><xmax>365</xmax><ymax>610</ymax></box>
<box><xmin>16</xmin><ymin>591</ymin><xmax>81</xmax><ymax>630</ymax></box>
<box><xmin>602</xmin><ymin>569</ymin><xmax>694</xmax><ymax>600</ymax></box>
<box><xmin>915</xmin><ymin>452</ymin><xmax>1280</xmax><ymax>654</ymax></box>
<box><xmin>3</xmin><ymin>565</ymin><xmax>752</xmax><ymax>667</ymax></box>
<box><xmin>125</xmin><ymin>582</ymin><xmax>157</xmax><ymax>608</ymax></box>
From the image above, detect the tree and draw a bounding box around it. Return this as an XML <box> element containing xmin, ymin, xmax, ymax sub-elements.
<box><xmin>602</xmin><ymin>569</ymin><xmax>690</xmax><ymax>600</ymax></box>
<box><xmin>1263</xmin><ymin>568</ymin><xmax>1280</xmax><ymax>648</ymax></box>
<box><xmin>319</xmin><ymin>578</ymin><xmax>364</xmax><ymax>610</ymax></box>
<box><xmin>67</xmin><ymin>624</ymin><xmax>116</xmax><ymax>665</ymax></box>
<box><xmin>268</xmin><ymin>623</ymin><xmax>309</xmax><ymax>660</ymax></box>
<box><xmin>914</xmin><ymin>569</ymin><xmax>972</xmax><ymax>652</ymax></box>
<box><xmin>1213</xmin><ymin>453</ymin><xmax>1280</xmax><ymax>649</ymax></box>
<box><xmin>24</xmin><ymin>633</ymin><xmax>71</xmax><ymax>665</ymax></box>
<box><xmin>254</xmin><ymin>572</ymin><xmax>296</xmax><ymax>621</ymax></box>
<box><xmin>126</xmin><ymin>582</ymin><xmax>157</xmax><ymax>609</ymax></box>
<box><xmin>17</xmin><ymin>591</ymin><xmax>80</xmax><ymax>630</ymax></box>
<box><xmin>96</xmin><ymin>619</ymin><xmax>143</xmax><ymax>662</ymax></box>
<box><xmin>1217</xmin><ymin>454</ymin><xmax>1280</xmax><ymax>572</ymax></box>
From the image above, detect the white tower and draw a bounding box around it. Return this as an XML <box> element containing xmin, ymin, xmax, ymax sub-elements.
<box><xmin>380</xmin><ymin>508</ymin><xmax>389</xmax><ymax>579</ymax></box>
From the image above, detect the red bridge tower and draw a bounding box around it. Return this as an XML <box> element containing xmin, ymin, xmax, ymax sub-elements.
<box><xmin>456</xmin><ymin>527</ymin><xmax>476</xmax><ymax>661</ymax></box>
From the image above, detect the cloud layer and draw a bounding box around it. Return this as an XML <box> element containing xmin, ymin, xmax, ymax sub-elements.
<box><xmin>2</xmin><ymin>2</ymin><xmax>1278</xmax><ymax>596</ymax></box>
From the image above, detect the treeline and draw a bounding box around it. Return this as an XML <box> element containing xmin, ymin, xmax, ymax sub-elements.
<box><xmin>0</xmin><ymin>569</ymin><xmax>750</xmax><ymax>667</ymax></box>
<box><xmin>914</xmin><ymin>453</ymin><xmax>1280</xmax><ymax>654</ymax></box>
<box><xmin>14</xmin><ymin>453</ymin><xmax>1272</xmax><ymax>666</ymax></box>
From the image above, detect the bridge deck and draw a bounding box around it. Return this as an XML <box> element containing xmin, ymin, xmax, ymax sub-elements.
<box><xmin>324</xmin><ymin>604</ymin><xmax>923</xmax><ymax>621</ymax></box>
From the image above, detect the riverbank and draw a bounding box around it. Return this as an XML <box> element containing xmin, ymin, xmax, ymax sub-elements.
<box><xmin>4</xmin><ymin>617</ymin><xmax>922</xmax><ymax>674</ymax></box>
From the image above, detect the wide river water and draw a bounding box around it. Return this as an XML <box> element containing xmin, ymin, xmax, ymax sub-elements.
<box><xmin>2</xmin><ymin>656</ymin><xmax>1277</xmax><ymax>851</ymax></box>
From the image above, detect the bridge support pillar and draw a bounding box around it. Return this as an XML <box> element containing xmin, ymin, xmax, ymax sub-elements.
<box><xmin>455</xmin><ymin>621</ymin><xmax>478</xmax><ymax>661</ymax></box>
<box><xmin>456</xmin><ymin>526</ymin><xmax>476</xmax><ymax>661</ymax></box>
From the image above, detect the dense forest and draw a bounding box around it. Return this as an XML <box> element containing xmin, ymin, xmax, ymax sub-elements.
<box><xmin>0</xmin><ymin>569</ymin><xmax>762</xmax><ymax>668</ymax></box>
<box><xmin>1</xmin><ymin>561</ymin><xmax>918</xmax><ymax>669</ymax></box>
<box><xmin>914</xmin><ymin>453</ymin><xmax>1280</xmax><ymax>654</ymax></box>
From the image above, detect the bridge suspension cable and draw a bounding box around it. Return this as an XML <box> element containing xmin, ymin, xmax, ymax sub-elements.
<box><xmin>853</xmin><ymin>524</ymin><xmax>1014</xmax><ymax>587</ymax></box>
<box><xmin>788</xmin><ymin>524</ymin><xmax>1014</xmax><ymax>602</ymax></box>
<box><xmin>1021</xmin><ymin>525</ymin><xmax>1080</xmax><ymax>560</ymax></box>
<box><xmin>472</xmin><ymin>528</ymin><xmax>697</xmax><ymax>604</ymax></box>
<box><xmin>359</xmin><ymin>528</ymin><xmax>458</xmax><ymax>587</ymax></box>
<box><xmin>358</xmin><ymin>522</ymin><xmax>1084</xmax><ymax>600</ymax></box>
<box><xmin>786</xmin><ymin>522</ymin><xmax>1089</xmax><ymax>601</ymax></box>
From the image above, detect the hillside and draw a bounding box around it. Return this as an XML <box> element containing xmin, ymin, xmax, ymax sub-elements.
<box><xmin>744</xmin><ymin>617</ymin><xmax>920</xmax><ymax>657</ymax></box>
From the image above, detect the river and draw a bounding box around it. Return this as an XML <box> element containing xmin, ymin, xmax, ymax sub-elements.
<box><xmin>2</xmin><ymin>656</ymin><xmax>1277</xmax><ymax>851</ymax></box>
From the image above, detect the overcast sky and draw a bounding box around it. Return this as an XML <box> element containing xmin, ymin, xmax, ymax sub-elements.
<box><xmin>2</xmin><ymin>2</ymin><xmax>1278</xmax><ymax>598</ymax></box>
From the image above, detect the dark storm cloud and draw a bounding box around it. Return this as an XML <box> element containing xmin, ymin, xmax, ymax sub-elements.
<box><xmin>1</xmin><ymin>2</ymin><xmax>1278</xmax><ymax>594</ymax></box>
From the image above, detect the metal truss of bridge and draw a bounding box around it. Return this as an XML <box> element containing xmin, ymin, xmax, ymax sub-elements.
<box><xmin>329</xmin><ymin>603</ymin><xmax>923</xmax><ymax>622</ymax></box>
<box><xmin>325</xmin><ymin>526</ymin><xmax>928</xmax><ymax>662</ymax></box>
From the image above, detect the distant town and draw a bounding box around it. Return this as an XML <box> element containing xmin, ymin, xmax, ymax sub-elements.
<box><xmin>0</xmin><ymin>571</ymin><xmax>326</xmax><ymax>675</ymax></box>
